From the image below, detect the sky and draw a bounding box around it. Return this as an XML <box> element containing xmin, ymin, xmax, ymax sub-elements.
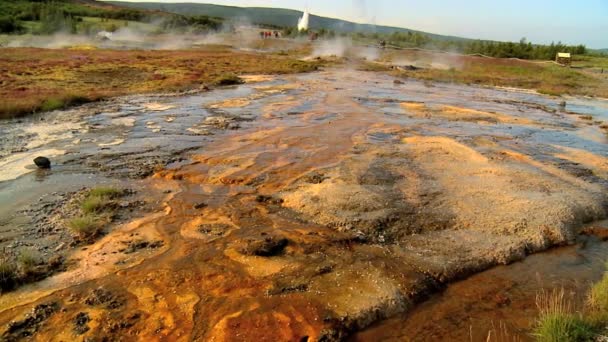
<box><xmin>124</xmin><ymin>0</ymin><xmax>608</xmax><ymax>48</ymax></box>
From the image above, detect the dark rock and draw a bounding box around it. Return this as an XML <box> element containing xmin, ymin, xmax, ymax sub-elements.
<box><xmin>267</xmin><ymin>282</ymin><xmax>308</xmax><ymax>295</ymax></box>
<box><xmin>3</xmin><ymin>302</ymin><xmax>59</xmax><ymax>341</ymax></box>
<box><xmin>316</xmin><ymin>265</ymin><xmax>334</xmax><ymax>275</ymax></box>
<box><xmin>198</xmin><ymin>223</ymin><xmax>231</xmax><ymax>236</ymax></box>
<box><xmin>107</xmin><ymin>312</ymin><xmax>141</xmax><ymax>333</ymax></box>
<box><xmin>393</xmin><ymin>79</ymin><xmax>404</xmax><ymax>85</ymax></box>
<box><xmin>85</xmin><ymin>288</ymin><xmax>125</xmax><ymax>309</ymax></box>
<box><xmin>73</xmin><ymin>312</ymin><xmax>91</xmax><ymax>335</ymax></box>
<box><xmin>123</xmin><ymin>240</ymin><xmax>164</xmax><ymax>254</ymax></box>
<box><xmin>302</xmin><ymin>172</ymin><xmax>328</xmax><ymax>184</ymax></box>
<box><xmin>193</xmin><ymin>202</ymin><xmax>208</xmax><ymax>210</ymax></box>
<box><xmin>255</xmin><ymin>195</ymin><xmax>284</xmax><ymax>205</ymax></box>
<box><xmin>33</xmin><ymin>156</ymin><xmax>51</xmax><ymax>169</ymax></box>
<box><xmin>240</xmin><ymin>236</ymin><xmax>289</xmax><ymax>257</ymax></box>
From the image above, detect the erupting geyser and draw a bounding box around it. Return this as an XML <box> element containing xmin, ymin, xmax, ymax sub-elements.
<box><xmin>298</xmin><ymin>9</ymin><xmax>310</xmax><ymax>31</ymax></box>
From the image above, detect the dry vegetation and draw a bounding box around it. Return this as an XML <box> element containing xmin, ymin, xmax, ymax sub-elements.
<box><xmin>0</xmin><ymin>46</ymin><xmax>320</xmax><ymax>118</ymax></box>
<box><xmin>374</xmin><ymin>50</ymin><xmax>608</xmax><ymax>98</ymax></box>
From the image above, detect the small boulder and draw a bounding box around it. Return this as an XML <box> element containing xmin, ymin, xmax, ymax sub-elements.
<box><xmin>33</xmin><ymin>156</ymin><xmax>51</xmax><ymax>169</ymax></box>
<box><xmin>240</xmin><ymin>236</ymin><xmax>289</xmax><ymax>257</ymax></box>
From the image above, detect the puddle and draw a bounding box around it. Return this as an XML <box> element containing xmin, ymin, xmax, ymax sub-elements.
<box><xmin>353</xmin><ymin>223</ymin><xmax>608</xmax><ymax>341</ymax></box>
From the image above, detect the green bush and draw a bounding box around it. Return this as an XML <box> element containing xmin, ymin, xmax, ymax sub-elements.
<box><xmin>0</xmin><ymin>16</ymin><xmax>24</xmax><ymax>34</ymax></box>
<box><xmin>40</xmin><ymin>98</ymin><xmax>65</xmax><ymax>112</ymax></box>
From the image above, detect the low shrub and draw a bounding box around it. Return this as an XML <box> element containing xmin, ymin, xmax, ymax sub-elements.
<box><xmin>68</xmin><ymin>214</ymin><xmax>104</xmax><ymax>239</ymax></box>
<box><xmin>213</xmin><ymin>74</ymin><xmax>244</xmax><ymax>86</ymax></box>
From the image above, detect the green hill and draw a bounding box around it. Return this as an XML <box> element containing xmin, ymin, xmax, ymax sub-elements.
<box><xmin>106</xmin><ymin>1</ymin><xmax>469</xmax><ymax>42</ymax></box>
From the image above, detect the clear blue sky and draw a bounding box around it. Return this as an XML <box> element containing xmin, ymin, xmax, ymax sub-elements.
<box><xmin>125</xmin><ymin>0</ymin><xmax>608</xmax><ymax>48</ymax></box>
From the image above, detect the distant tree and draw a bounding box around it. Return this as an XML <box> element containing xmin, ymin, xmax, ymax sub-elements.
<box><xmin>0</xmin><ymin>16</ymin><xmax>24</xmax><ymax>33</ymax></box>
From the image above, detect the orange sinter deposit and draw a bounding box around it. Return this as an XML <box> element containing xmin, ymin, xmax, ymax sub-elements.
<box><xmin>0</xmin><ymin>67</ymin><xmax>607</xmax><ymax>341</ymax></box>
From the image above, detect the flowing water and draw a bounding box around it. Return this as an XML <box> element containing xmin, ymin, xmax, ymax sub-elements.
<box><xmin>0</xmin><ymin>67</ymin><xmax>607</xmax><ymax>341</ymax></box>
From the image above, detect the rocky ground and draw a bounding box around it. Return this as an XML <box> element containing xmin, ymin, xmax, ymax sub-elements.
<box><xmin>0</xmin><ymin>67</ymin><xmax>607</xmax><ymax>341</ymax></box>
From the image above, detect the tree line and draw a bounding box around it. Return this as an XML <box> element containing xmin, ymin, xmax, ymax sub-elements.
<box><xmin>310</xmin><ymin>28</ymin><xmax>588</xmax><ymax>60</ymax></box>
<box><xmin>0</xmin><ymin>0</ymin><xmax>224</xmax><ymax>35</ymax></box>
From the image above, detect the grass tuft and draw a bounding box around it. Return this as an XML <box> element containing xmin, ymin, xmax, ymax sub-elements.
<box><xmin>88</xmin><ymin>187</ymin><xmax>123</xmax><ymax>199</ymax></box>
<box><xmin>17</xmin><ymin>249</ymin><xmax>41</xmax><ymax>272</ymax></box>
<box><xmin>534</xmin><ymin>288</ymin><xmax>601</xmax><ymax>341</ymax></box>
<box><xmin>67</xmin><ymin>214</ymin><xmax>104</xmax><ymax>239</ymax></box>
<box><xmin>67</xmin><ymin>186</ymin><xmax>125</xmax><ymax>241</ymax></box>
<box><xmin>81</xmin><ymin>187</ymin><xmax>122</xmax><ymax>214</ymax></box>
<box><xmin>588</xmin><ymin>264</ymin><xmax>608</xmax><ymax>324</ymax></box>
<box><xmin>40</xmin><ymin>98</ymin><xmax>65</xmax><ymax>112</ymax></box>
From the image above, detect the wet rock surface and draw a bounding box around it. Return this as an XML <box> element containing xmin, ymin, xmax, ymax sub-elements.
<box><xmin>73</xmin><ymin>312</ymin><xmax>90</xmax><ymax>335</ymax></box>
<box><xmin>0</xmin><ymin>69</ymin><xmax>607</xmax><ymax>341</ymax></box>
<box><xmin>33</xmin><ymin>156</ymin><xmax>51</xmax><ymax>169</ymax></box>
<box><xmin>239</xmin><ymin>236</ymin><xmax>290</xmax><ymax>257</ymax></box>
<box><xmin>84</xmin><ymin>287</ymin><xmax>125</xmax><ymax>309</ymax></box>
<box><xmin>2</xmin><ymin>302</ymin><xmax>59</xmax><ymax>341</ymax></box>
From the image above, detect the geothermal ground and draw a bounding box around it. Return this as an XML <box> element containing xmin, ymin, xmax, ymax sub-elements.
<box><xmin>0</xmin><ymin>65</ymin><xmax>607</xmax><ymax>341</ymax></box>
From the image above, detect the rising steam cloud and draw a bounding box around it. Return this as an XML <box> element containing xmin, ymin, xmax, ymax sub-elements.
<box><xmin>298</xmin><ymin>9</ymin><xmax>310</xmax><ymax>31</ymax></box>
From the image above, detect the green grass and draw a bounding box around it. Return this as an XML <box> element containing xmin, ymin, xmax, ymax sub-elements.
<box><xmin>588</xmin><ymin>267</ymin><xmax>608</xmax><ymax>319</ymax></box>
<box><xmin>535</xmin><ymin>314</ymin><xmax>596</xmax><ymax>342</ymax></box>
<box><xmin>89</xmin><ymin>187</ymin><xmax>123</xmax><ymax>198</ymax></box>
<box><xmin>68</xmin><ymin>186</ymin><xmax>124</xmax><ymax>241</ymax></box>
<box><xmin>68</xmin><ymin>214</ymin><xmax>105</xmax><ymax>238</ymax></box>
<box><xmin>383</xmin><ymin>50</ymin><xmax>608</xmax><ymax>98</ymax></box>
<box><xmin>81</xmin><ymin>187</ymin><xmax>122</xmax><ymax>214</ymax></box>
<box><xmin>573</xmin><ymin>55</ymin><xmax>608</xmax><ymax>69</ymax></box>
<box><xmin>534</xmin><ymin>289</ymin><xmax>598</xmax><ymax>342</ymax></box>
<box><xmin>17</xmin><ymin>249</ymin><xmax>40</xmax><ymax>269</ymax></box>
<box><xmin>535</xmin><ymin>263</ymin><xmax>608</xmax><ymax>341</ymax></box>
<box><xmin>40</xmin><ymin>98</ymin><xmax>65</xmax><ymax>112</ymax></box>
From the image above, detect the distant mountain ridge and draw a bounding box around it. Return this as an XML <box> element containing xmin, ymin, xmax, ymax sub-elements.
<box><xmin>106</xmin><ymin>1</ymin><xmax>470</xmax><ymax>42</ymax></box>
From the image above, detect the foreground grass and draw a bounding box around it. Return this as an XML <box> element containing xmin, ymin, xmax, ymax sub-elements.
<box><xmin>535</xmin><ymin>264</ymin><xmax>608</xmax><ymax>341</ymax></box>
<box><xmin>68</xmin><ymin>187</ymin><xmax>124</xmax><ymax>241</ymax></box>
<box><xmin>0</xmin><ymin>47</ymin><xmax>320</xmax><ymax>118</ymax></box>
<box><xmin>377</xmin><ymin>50</ymin><xmax>608</xmax><ymax>98</ymax></box>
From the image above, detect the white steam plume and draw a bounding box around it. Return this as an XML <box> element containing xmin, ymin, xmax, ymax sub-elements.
<box><xmin>298</xmin><ymin>9</ymin><xmax>310</xmax><ymax>31</ymax></box>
